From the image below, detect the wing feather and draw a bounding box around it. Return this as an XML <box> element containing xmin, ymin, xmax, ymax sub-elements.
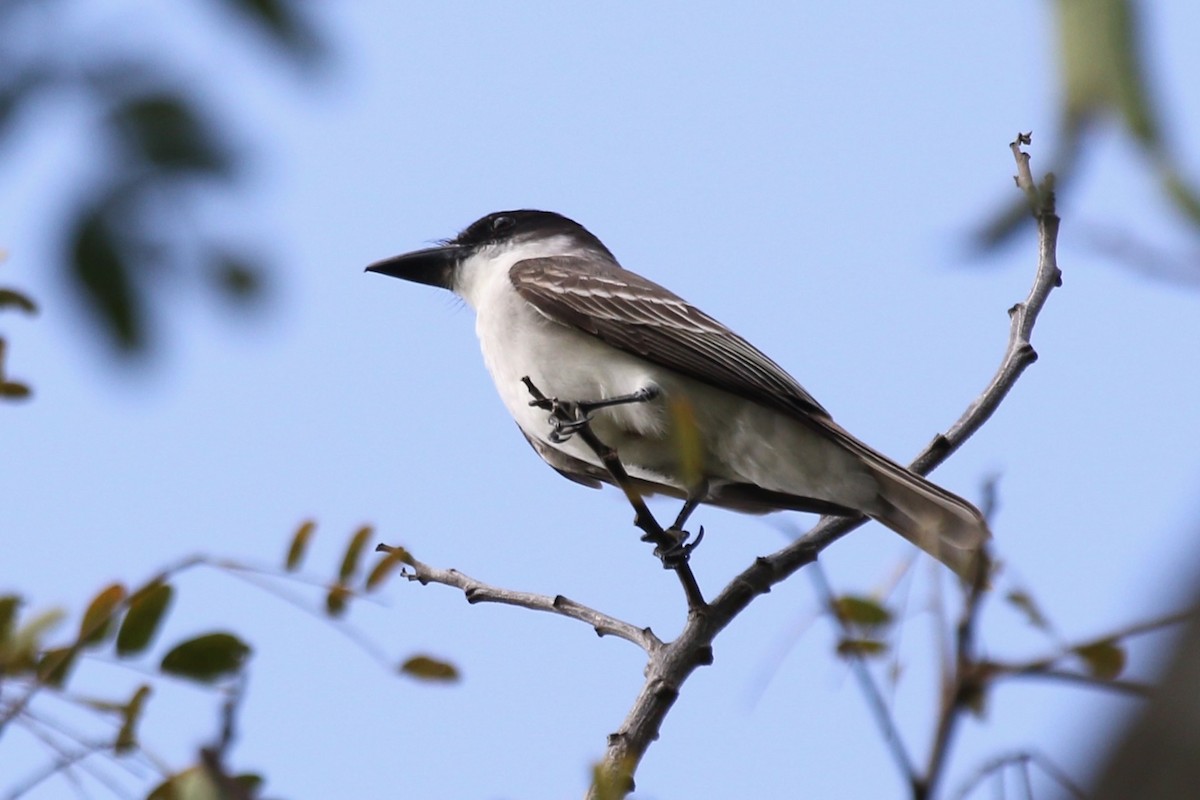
<box><xmin>509</xmin><ymin>255</ymin><xmax>828</xmax><ymax>420</ymax></box>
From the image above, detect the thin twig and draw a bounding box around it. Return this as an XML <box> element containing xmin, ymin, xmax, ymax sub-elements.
<box><xmin>381</xmin><ymin>545</ymin><xmax>661</xmax><ymax>653</ymax></box>
<box><xmin>950</xmin><ymin>749</ymin><xmax>1086</xmax><ymax>800</ymax></box>
<box><xmin>810</xmin><ymin>563</ymin><xmax>921</xmax><ymax>790</ymax></box>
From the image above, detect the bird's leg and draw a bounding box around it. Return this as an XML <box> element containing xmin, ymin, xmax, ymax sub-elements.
<box><xmin>522</xmin><ymin>378</ymin><xmax>661</xmax><ymax>443</ymax></box>
<box><xmin>522</xmin><ymin>376</ymin><xmax>708</xmax><ymax>610</ymax></box>
<box><xmin>647</xmin><ymin>486</ymin><xmax>707</xmax><ymax>567</ymax></box>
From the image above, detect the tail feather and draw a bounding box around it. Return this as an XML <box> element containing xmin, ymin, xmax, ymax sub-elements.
<box><xmin>865</xmin><ymin>458</ymin><xmax>990</xmax><ymax>581</ymax></box>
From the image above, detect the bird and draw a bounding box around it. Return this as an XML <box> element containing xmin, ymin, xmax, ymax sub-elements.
<box><xmin>367</xmin><ymin>210</ymin><xmax>989</xmax><ymax>579</ymax></box>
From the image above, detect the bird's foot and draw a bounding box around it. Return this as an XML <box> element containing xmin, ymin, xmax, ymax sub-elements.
<box><xmin>645</xmin><ymin>525</ymin><xmax>705</xmax><ymax>569</ymax></box>
<box><xmin>523</xmin><ymin>378</ymin><xmax>661</xmax><ymax>443</ymax></box>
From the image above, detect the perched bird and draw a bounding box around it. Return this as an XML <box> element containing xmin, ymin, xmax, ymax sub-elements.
<box><xmin>369</xmin><ymin>210</ymin><xmax>989</xmax><ymax>578</ymax></box>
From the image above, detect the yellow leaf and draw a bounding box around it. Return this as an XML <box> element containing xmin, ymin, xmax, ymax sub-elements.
<box><xmin>365</xmin><ymin>549</ymin><xmax>405</xmax><ymax>591</ymax></box>
<box><xmin>832</xmin><ymin>595</ymin><xmax>893</xmax><ymax>630</ymax></box>
<box><xmin>325</xmin><ymin>583</ymin><xmax>351</xmax><ymax>617</ymax></box>
<box><xmin>285</xmin><ymin>519</ymin><xmax>316</xmax><ymax>572</ymax></box>
<box><xmin>80</xmin><ymin>583</ymin><xmax>127</xmax><ymax>646</ymax></box>
<box><xmin>399</xmin><ymin>654</ymin><xmax>460</xmax><ymax>683</ymax></box>
<box><xmin>338</xmin><ymin>524</ymin><xmax>373</xmax><ymax>583</ymax></box>
<box><xmin>667</xmin><ymin>397</ymin><xmax>704</xmax><ymax>491</ymax></box>
<box><xmin>835</xmin><ymin>638</ymin><xmax>889</xmax><ymax>659</ymax></box>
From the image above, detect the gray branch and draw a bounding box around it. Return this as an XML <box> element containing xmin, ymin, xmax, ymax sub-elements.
<box><xmin>391</xmin><ymin>547</ymin><xmax>662</xmax><ymax>653</ymax></box>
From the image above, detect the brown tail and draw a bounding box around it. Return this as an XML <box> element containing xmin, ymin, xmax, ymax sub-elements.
<box><xmin>864</xmin><ymin>454</ymin><xmax>990</xmax><ymax>581</ymax></box>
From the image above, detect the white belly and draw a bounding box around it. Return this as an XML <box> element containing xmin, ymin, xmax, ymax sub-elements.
<box><xmin>471</xmin><ymin>284</ymin><xmax>874</xmax><ymax>506</ymax></box>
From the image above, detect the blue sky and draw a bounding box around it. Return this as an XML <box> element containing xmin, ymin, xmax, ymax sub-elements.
<box><xmin>5</xmin><ymin>2</ymin><xmax>1200</xmax><ymax>798</ymax></box>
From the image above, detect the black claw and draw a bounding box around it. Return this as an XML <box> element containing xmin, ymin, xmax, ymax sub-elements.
<box><xmin>644</xmin><ymin>525</ymin><xmax>705</xmax><ymax>569</ymax></box>
<box><xmin>527</xmin><ymin>384</ymin><xmax>661</xmax><ymax>444</ymax></box>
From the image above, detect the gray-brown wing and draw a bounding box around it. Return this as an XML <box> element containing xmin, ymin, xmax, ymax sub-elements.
<box><xmin>509</xmin><ymin>256</ymin><xmax>828</xmax><ymax>420</ymax></box>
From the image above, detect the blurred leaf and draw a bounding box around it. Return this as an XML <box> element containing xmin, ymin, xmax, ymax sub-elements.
<box><xmin>285</xmin><ymin>519</ymin><xmax>316</xmax><ymax>572</ymax></box>
<box><xmin>233</xmin><ymin>774</ymin><xmax>265</xmax><ymax>794</ymax></box>
<box><xmin>69</xmin><ymin>203</ymin><xmax>143</xmax><ymax>350</ymax></box>
<box><xmin>1074</xmin><ymin>638</ymin><xmax>1127</xmax><ymax>680</ymax></box>
<box><xmin>338</xmin><ymin>524</ymin><xmax>373</xmax><ymax>583</ymax></box>
<box><xmin>1162</xmin><ymin>171</ymin><xmax>1200</xmax><ymax>226</ymax></box>
<box><xmin>667</xmin><ymin>396</ymin><xmax>704</xmax><ymax>490</ymax></box>
<box><xmin>0</xmin><ymin>65</ymin><xmax>54</xmax><ymax>141</ymax></box>
<box><xmin>325</xmin><ymin>583</ymin><xmax>350</xmax><ymax>617</ymax></box>
<box><xmin>399</xmin><ymin>654</ymin><xmax>460</xmax><ymax>683</ymax></box>
<box><xmin>0</xmin><ymin>380</ymin><xmax>31</xmax><ymax>399</ymax></box>
<box><xmin>0</xmin><ymin>288</ymin><xmax>37</xmax><ymax>314</ymax></box>
<box><xmin>365</xmin><ymin>549</ymin><xmax>405</xmax><ymax>591</ymax></box>
<box><xmin>117</xmin><ymin>581</ymin><xmax>174</xmax><ymax>656</ymax></box>
<box><xmin>0</xmin><ymin>594</ymin><xmax>20</xmax><ymax>642</ymax></box>
<box><xmin>216</xmin><ymin>0</ymin><xmax>324</xmax><ymax>62</ymax></box>
<box><xmin>80</xmin><ymin>582</ymin><xmax>126</xmax><ymax>646</ymax></box>
<box><xmin>591</xmin><ymin>757</ymin><xmax>636</xmax><ymax>800</ymax></box>
<box><xmin>115</xmin><ymin>684</ymin><xmax>152</xmax><ymax>753</ymax></box>
<box><xmin>6</xmin><ymin>608</ymin><xmax>66</xmax><ymax>671</ymax></box>
<box><xmin>36</xmin><ymin>645</ymin><xmax>78</xmax><ymax>687</ymax></box>
<box><xmin>209</xmin><ymin>250</ymin><xmax>264</xmax><ymax>301</ymax></box>
<box><xmin>147</xmin><ymin>767</ymin><xmax>220</xmax><ymax>800</ymax></box>
<box><xmin>109</xmin><ymin>92</ymin><xmax>232</xmax><ymax>176</ymax></box>
<box><xmin>835</xmin><ymin>638</ymin><xmax>888</xmax><ymax>659</ymax></box>
<box><xmin>160</xmin><ymin>632</ymin><xmax>251</xmax><ymax>683</ymax></box>
<box><xmin>832</xmin><ymin>595</ymin><xmax>893</xmax><ymax>631</ymax></box>
<box><xmin>1005</xmin><ymin>589</ymin><xmax>1051</xmax><ymax>632</ymax></box>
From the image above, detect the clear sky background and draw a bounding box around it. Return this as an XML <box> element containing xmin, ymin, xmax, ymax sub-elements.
<box><xmin>5</xmin><ymin>2</ymin><xmax>1200</xmax><ymax>798</ymax></box>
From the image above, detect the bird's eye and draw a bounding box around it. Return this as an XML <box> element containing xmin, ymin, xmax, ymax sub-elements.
<box><xmin>490</xmin><ymin>215</ymin><xmax>514</xmax><ymax>234</ymax></box>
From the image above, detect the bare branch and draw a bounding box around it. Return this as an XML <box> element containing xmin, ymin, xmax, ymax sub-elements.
<box><xmin>384</xmin><ymin>546</ymin><xmax>661</xmax><ymax>653</ymax></box>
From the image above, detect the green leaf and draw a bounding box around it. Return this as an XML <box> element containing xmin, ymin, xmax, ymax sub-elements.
<box><xmin>338</xmin><ymin>524</ymin><xmax>373</xmax><ymax>583</ymax></box>
<box><xmin>216</xmin><ymin>0</ymin><xmax>324</xmax><ymax>62</ymax></box>
<box><xmin>209</xmin><ymin>250</ymin><xmax>264</xmax><ymax>301</ymax></box>
<box><xmin>1005</xmin><ymin>589</ymin><xmax>1051</xmax><ymax>631</ymax></box>
<box><xmin>1074</xmin><ymin>638</ymin><xmax>1126</xmax><ymax>680</ymax></box>
<box><xmin>285</xmin><ymin>519</ymin><xmax>315</xmax><ymax>572</ymax></box>
<box><xmin>835</xmin><ymin>638</ymin><xmax>889</xmax><ymax>659</ymax></box>
<box><xmin>832</xmin><ymin>595</ymin><xmax>893</xmax><ymax>630</ymax></box>
<box><xmin>399</xmin><ymin>654</ymin><xmax>460</xmax><ymax>683</ymax></box>
<box><xmin>37</xmin><ymin>646</ymin><xmax>78</xmax><ymax>687</ymax></box>
<box><xmin>109</xmin><ymin>92</ymin><xmax>232</xmax><ymax>176</ymax></box>
<box><xmin>0</xmin><ymin>288</ymin><xmax>37</xmax><ymax>314</ymax></box>
<box><xmin>160</xmin><ymin>633</ymin><xmax>251</xmax><ymax>683</ymax></box>
<box><xmin>117</xmin><ymin>582</ymin><xmax>173</xmax><ymax>656</ymax></box>
<box><xmin>69</xmin><ymin>203</ymin><xmax>143</xmax><ymax>350</ymax></box>
<box><xmin>115</xmin><ymin>684</ymin><xmax>152</xmax><ymax>753</ymax></box>
<box><xmin>80</xmin><ymin>583</ymin><xmax>126</xmax><ymax>646</ymax></box>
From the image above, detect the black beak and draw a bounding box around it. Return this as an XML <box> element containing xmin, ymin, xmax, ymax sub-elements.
<box><xmin>365</xmin><ymin>245</ymin><xmax>461</xmax><ymax>290</ymax></box>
